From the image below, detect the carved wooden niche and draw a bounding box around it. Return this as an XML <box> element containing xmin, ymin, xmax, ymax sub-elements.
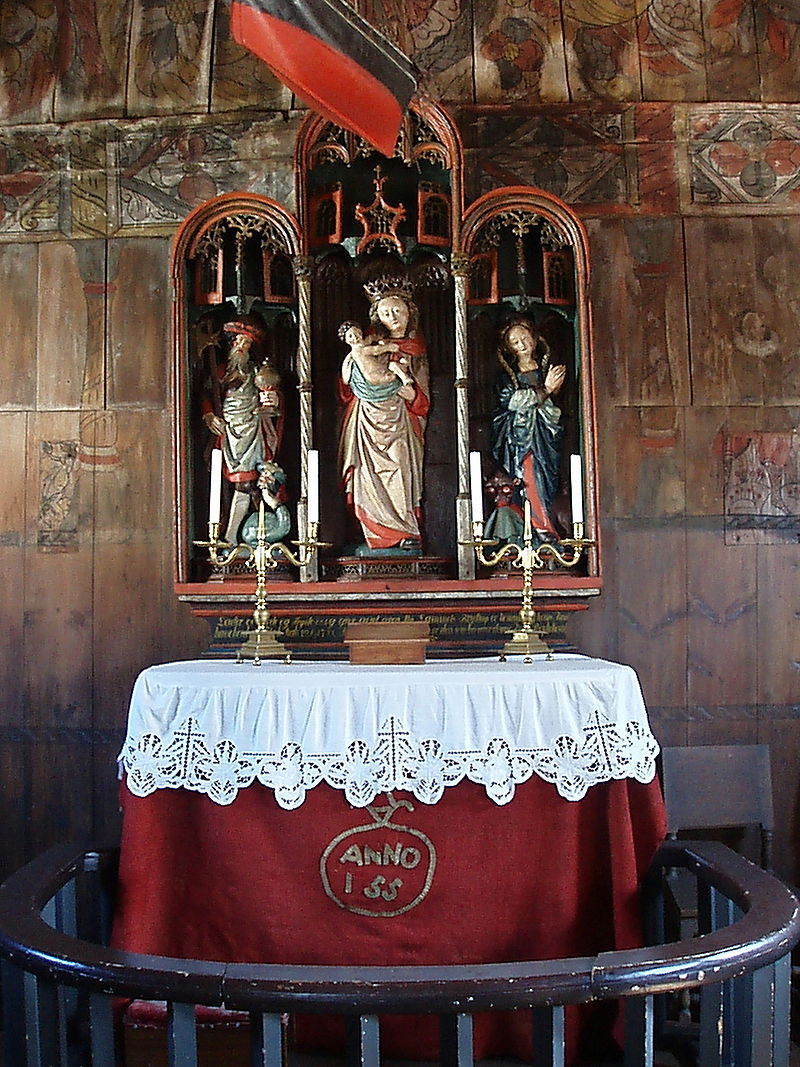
<box><xmin>461</xmin><ymin>188</ymin><xmax>599</xmax><ymax>586</ymax></box>
<box><xmin>296</xmin><ymin>106</ymin><xmax>458</xmax><ymax>577</ymax></box>
<box><xmin>172</xmin><ymin>195</ymin><xmax>302</xmax><ymax>585</ymax></box>
<box><xmin>172</xmin><ymin>102</ymin><xmax>600</xmax><ymax>622</ymax></box>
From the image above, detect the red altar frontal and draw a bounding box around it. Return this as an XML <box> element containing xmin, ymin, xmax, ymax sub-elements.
<box><xmin>113</xmin><ymin>657</ymin><xmax>667</xmax><ymax>1062</ymax></box>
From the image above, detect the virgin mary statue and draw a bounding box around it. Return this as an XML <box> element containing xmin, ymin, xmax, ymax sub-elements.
<box><xmin>338</xmin><ymin>278</ymin><xmax>431</xmax><ymax>556</ymax></box>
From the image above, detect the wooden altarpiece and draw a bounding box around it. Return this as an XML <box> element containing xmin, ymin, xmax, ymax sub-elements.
<box><xmin>171</xmin><ymin>101</ymin><xmax>601</xmax><ymax>652</ymax></box>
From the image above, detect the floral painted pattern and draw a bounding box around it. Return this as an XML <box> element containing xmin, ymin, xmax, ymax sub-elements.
<box><xmin>709</xmin><ymin>0</ymin><xmax>797</xmax><ymax>60</ymax></box>
<box><xmin>131</xmin><ymin>0</ymin><xmax>213</xmax><ymax>105</ymax></box>
<box><xmin>691</xmin><ymin>111</ymin><xmax>800</xmax><ymax>205</ymax></box>
<box><xmin>0</xmin><ymin>0</ymin><xmax>67</xmax><ymax>117</ymax></box>
<box><xmin>480</xmin><ymin>15</ymin><xmax>546</xmax><ymax>91</ymax></box>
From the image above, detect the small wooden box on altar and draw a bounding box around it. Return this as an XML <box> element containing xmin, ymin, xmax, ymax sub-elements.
<box><xmin>344</xmin><ymin>620</ymin><xmax>430</xmax><ymax>665</ymax></box>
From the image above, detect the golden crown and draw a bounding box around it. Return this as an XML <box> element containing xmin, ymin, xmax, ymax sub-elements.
<box><xmin>363</xmin><ymin>275</ymin><xmax>414</xmax><ymax>305</ymax></box>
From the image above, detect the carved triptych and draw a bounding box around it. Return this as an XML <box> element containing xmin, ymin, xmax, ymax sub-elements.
<box><xmin>172</xmin><ymin>102</ymin><xmax>600</xmax><ymax>605</ymax></box>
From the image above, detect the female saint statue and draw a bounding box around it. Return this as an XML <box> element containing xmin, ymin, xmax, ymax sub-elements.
<box><xmin>338</xmin><ymin>280</ymin><xmax>430</xmax><ymax>555</ymax></box>
<box><xmin>488</xmin><ymin>315</ymin><xmax>565</xmax><ymax>542</ymax></box>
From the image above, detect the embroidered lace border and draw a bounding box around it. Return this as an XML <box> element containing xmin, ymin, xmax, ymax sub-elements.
<box><xmin>119</xmin><ymin>712</ymin><xmax>659</xmax><ymax>808</ymax></box>
<box><xmin>118</xmin><ymin>657</ymin><xmax>660</xmax><ymax>809</ymax></box>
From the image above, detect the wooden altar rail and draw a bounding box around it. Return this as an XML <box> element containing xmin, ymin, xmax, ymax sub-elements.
<box><xmin>0</xmin><ymin>839</ymin><xmax>798</xmax><ymax>1067</ymax></box>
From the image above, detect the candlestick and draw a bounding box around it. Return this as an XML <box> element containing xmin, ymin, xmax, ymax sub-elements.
<box><xmin>209</xmin><ymin>449</ymin><xmax>222</xmax><ymax>525</ymax></box>
<box><xmin>238</xmin><ymin>497</ymin><xmax>287</xmax><ymax>666</ymax></box>
<box><xmin>570</xmin><ymin>454</ymin><xmax>584</xmax><ymax>525</ymax></box>
<box><xmin>460</xmin><ymin>483</ymin><xmax>595</xmax><ymax>660</ymax></box>
<box><xmin>469</xmin><ymin>451</ymin><xmax>484</xmax><ymax>525</ymax></box>
<box><xmin>307</xmin><ymin>449</ymin><xmax>319</xmax><ymax>525</ymax></box>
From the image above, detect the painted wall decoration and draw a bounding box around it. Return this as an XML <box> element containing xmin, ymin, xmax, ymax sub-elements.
<box><xmin>0</xmin><ymin>129</ymin><xmax>64</xmax><ymax>237</ymax></box>
<box><xmin>687</xmin><ymin>109</ymin><xmax>800</xmax><ymax>210</ymax></box>
<box><xmin>2</xmin><ymin>0</ymin><xmax>800</xmax><ymax>132</ymax></box>
<box><xmin>38</xmin><ymin>441</ymin><xmax>80</xmax><ymax>551</ymax></box>
<box><xmin>723</xmin><ymin>430</ymin><xmax>800</xmax><ymax>544</ymax></box>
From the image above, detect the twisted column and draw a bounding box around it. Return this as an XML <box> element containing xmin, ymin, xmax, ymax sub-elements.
<box><xmin>293</xmin><ymin>255</ymin><xmax>317</xmax><ymax>582</ymax></box>
<box><xmin>451</xmin><ymin>253</ymin><xmax>475</xmax><ymax>580</ymax></box>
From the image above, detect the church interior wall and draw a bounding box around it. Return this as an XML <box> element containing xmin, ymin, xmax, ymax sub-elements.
<box><xmin>0</xmin><ymin>1</ymin><xmax>798</xmax><ymax>884</ymax></box>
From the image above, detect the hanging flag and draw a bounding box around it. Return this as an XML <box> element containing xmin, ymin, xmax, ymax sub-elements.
<box><xmin>230</xmin><ymin>0</ymin><xmax>419</xmax><ymax>157</ymax></box>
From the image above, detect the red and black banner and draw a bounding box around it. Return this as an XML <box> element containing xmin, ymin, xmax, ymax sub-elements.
<box><xmin>230</xmin><ymin>0</ymin><xmax>418</xmax><ymax>157</ymax></box>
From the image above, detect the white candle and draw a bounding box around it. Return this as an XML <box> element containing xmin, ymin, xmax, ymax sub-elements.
<box><xmin>570</xmin><ymin>453</ymin><xmax>584</xmax><ymax>525</ymax></box>
<box><xmin>469</xmin><ymin>451</ymin><xmax>484</xmax><ymax>525</ymax></box>
<box><xmin>209</xmin><ymin>448</ymin><xmax>222</xmax><ymax>524</ymax></box>
<box><xmin>523</xmin><ymin>497</ymin><xmax>531</xmax><ymax>538</ymax></box>
<box><xmin>307</xmin><ymin>450</ymin><xmax>319</xmax><ymax>524</ymax></box>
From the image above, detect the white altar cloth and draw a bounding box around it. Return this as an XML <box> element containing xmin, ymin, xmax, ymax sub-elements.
<box><xmin>118</xmin><ymin>655</ymin><xmax>659</xmax><ymax>809</ymax></box>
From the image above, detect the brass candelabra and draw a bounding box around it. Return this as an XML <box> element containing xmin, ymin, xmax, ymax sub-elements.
<box><xmin>464</xmin><ymin>507</ymin><xmax>594</xmax><ymax>661</ymax></box>
<box><xmin>196</xmin><ymin>504</ymin><xmax>329</xmax><ymax>665</ymax></box>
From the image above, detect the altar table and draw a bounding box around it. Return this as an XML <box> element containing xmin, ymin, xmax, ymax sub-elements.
<box><xmin>113</xmin><ymin>656</ymin><xmax>666</xmax><ymax>1062</ymax></box>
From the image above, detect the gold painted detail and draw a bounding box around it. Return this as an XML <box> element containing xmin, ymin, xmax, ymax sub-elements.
<box><xmin>195</xmin><ymin>214</ymin><xmax>289</xmax><ymax>264</ymax></box>
<box><xmin>354</xmin><ymin>166</ymin><xmax>406</xmax><ymax>255</ymax></box>
<box><xmin>479</xmin><ymin>211</ymin><xmax>570</xmax><ymax>252</ymax></box>
<box><xmin>320</xmin><ymin>794</ymin><xmax>436</xmax><ymax>918</ymax></box>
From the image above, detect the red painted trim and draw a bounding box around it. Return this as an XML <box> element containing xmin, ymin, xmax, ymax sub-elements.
<box><xmin>176</xmin><ymin>577</ymin><xmax>602</xmax><ymax>598</ymax></box>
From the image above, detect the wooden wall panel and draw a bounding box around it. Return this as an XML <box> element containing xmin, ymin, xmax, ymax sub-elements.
<box><xmin>698</xmin><ymin>0</ymin><xmax>760</xmax><ymax>101</ymax></box>
<box><xmin>92</xmin><ymin>410</ymin><xmax>168</xmax><ymax>733</ymax></box>
<box><xmin>586</xmin><ymin>219</ymin><xmax>690</xmax><ymax>407</ymax></box>
<box><xmin>0</xmin><ymin>413</ymin><xmax>27</xmax><ymax>721</ymax></box>
<box><xmin>637</xmin><ymin>15</ymin><xmax>708</xmax><ymax>105</ymax></box>
<box><xmin>107</xmin><ymin>239</ymin><xmax>170</xmax><ymax>408</ymax></box>
<box><xmin>29</xmin><ymin>739</ymin><xmax>94</xmax><ymax>859</ymax></box>
<box><xmin>125</xmin><ymin>0</ymin><xmax>215</xmax><ymax>117</ymax></box>
<box><xmin>685</xmin><ymin>217</ymin><xmax>800</xmax><ymax>408</ymax></box>
<box><xmin>210</xmin><ymin>3</ymin><xmax>295</xmax><ymax>113</ymax></box>
<box><xmin>686</xmin><ymin>709</ymin><xmax>760</xmax><ymax>752</ymax></box>
<box><xmin>22</xmin><ymin>548</ymin><xmax>94</xmax><ymax>732</ymax></box>
<box><xmin>471</xmin><ymin>1</ymin><xmax>569</xmax><ymax>104</ymax></box>
<box><xmin>23</xmin><ymin>411</ymin><xmax>94</xmax><ymax>731</ymax></box>
<box><xmin>586</xmin><ymin>220</ymin><xmax>631</xmax><ymax>406</ymax></box>
<box><xmin>599</xmin><ymin>406</ymin><xmax>686</xmax><ymax>520</ymax></box>
<box><xmin>0</xmin><ymin>7</ymin><xmax>58</xmax><ymax>124</ymax></box>
<box><xmin>0</xmin><ymin>412</ymin><xmax>27</xmax><ymax>545</ymax></box>
<box><xmin>620</xmin><ymin>218</ymin><xmax>690</xmax><ymax>406</ymax></box>
<box><xmin>36</xmin><ymin>242</ymin><xmax>93</xmax><ymax>412</ymax></box>
<box><xmin>560</xmin><ymin>22</ymin><xmax>641</xmax><ymax>105</ymax></box>
<box><xmin>615</xmin><ymin>525</ymin><xmax>688</xmax><ymax>710</ymax></box>
<box><xmin>4</xmin><ymin>2</ymin><xmax>800</xmax><ymax>131</ymax></box>
<box><xmin>0</xmin><ymin>245</ymin><xmax>38</xmax><ymax>409</ymax></box>
<box><xmin>756</xmin><ymin>546</ymin><xmax>800</xmax><ymax>710</ymax></box>
<box><xmin>413</xmin><ymin>0</ymin><xmax>475</xmax><ymax>101</ymax></box>
<box><xmin>566</xmin><ymin>526</ymin><xmax>620</xmax><ymax>662</ymax></box>
<box><xmin>647</xmin><ymin>709</ymin><xmax>689</xmax><ymax>752</ymax></box>
<box><xmin>686</xmin><ymin>533</ymin><xmax>758</xmax><ymax>709</ymax></box>
<box><xmin>685</xmin><ymin>217</ymin><xmax>744</xmax><ymax>406</ymax></box>
<box><xmin>751</xmin><ymin>218</ymin><xmax>800</xmax><ymax>407</ymax></box>
<box><xmin>759</xmin><ymin>38</ymin><xmax>800</xmax><ymax>103</ymax></box>
<box><xmin>684</xmin><ymin>406</ymin><xmax>727</xmax><ymax>517</ymax></box>
<box><xmin>757</xmin><ymin>719</ymin><xmax>800</xmax><ymax>884</ymax></box>
<box><xmin>633</xmin><ymin>105</ymin><xmax>681</xmax><ymax>216</ymax></box>
<box><xmin>0</xmin><ymin>744</ymin><xmax>29</xmax><ymax>883</ymax></box>
<box><xmin>53</xmin><ymin>1</ymin><xmax>131</xmax><ymax>122</ymax></box>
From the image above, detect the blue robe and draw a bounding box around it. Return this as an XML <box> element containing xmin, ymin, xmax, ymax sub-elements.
<box><xmin>490</xmin><ymin>368</ymin><xmax>564</xmax><ymax>532</ymax></box>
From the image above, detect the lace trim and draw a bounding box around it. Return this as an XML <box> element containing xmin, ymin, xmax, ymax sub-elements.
<box><xmin>119</xmin><ymin>709</ymin><xmax>659</xmax><ymax>809</ymax></box>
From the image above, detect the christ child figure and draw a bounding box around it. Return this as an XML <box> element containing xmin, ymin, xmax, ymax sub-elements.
<box><xmin>338</xmin><ymin>320</ymin><xmax>412</xmax><ymax>396</ymax></box>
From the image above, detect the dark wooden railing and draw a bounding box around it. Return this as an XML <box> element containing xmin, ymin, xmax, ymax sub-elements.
<box><xmin>0</xmin><ymin>838</ymin><xmax>797</xmax><ymax>1066</ymax></box>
